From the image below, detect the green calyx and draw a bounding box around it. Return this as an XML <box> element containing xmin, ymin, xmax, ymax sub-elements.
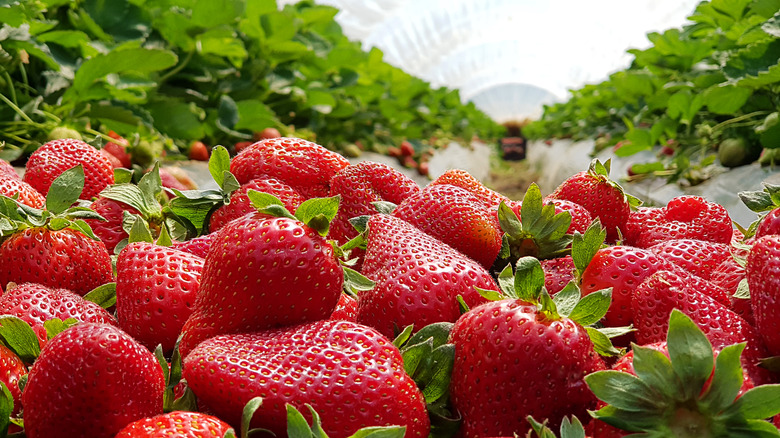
<box><xmin>100</xmin><ymin>162</ymin><xmax>165</xmax><ymax>223</ymax></box>
<box><xmin>527</xmin><ymin>415</ymin><xmax>587</xmax><ymax>438</ymax></box>
<box><xmin>738</xmin><ymin>182</ymin><xmax>780</xmax><ymax>237</ymax></box>
<box><xmin>498</xmin><ymin>183</ymin><xmax>572</xmax><ymax>263</ymax></box>
<box><xmin>246</xmin><ymin>190</ymin><xmax>340</xmax><ymax>237</ymax></box>
<box><xmin>475</xmin><ymin>256</ymin><xmax>622</xmax><ymax>356</ymax></box>
<box><xmin>0</xmin><ymin>165</ymin><xmax>104</xmax><ymax>242</ymax></box>
<box><xmin>586</xmin><ymin>158</ymin><xmax>643</xmax><ymax>209</ymax></box>
<box><xmin>586</xmin><ymin>309</ymin><xmax>780</xmax><ymax>437</ymax></box>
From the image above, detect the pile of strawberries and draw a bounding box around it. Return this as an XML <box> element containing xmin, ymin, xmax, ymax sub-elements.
<box><xmin>1</xmin><ymin>136</ymin><xmax>780</xmax><ymax>438</ymax></box>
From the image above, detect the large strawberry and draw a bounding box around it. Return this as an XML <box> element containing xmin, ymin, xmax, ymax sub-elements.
<box><xmin>183</xmin><ymin>320</ymin><xmax>429</xmax><ymax>437</ymax></box>
<box><xmin>356</xmin><ymin>214</ymin><xmax>496</xmax><ymax>337</ymax></box>
<box><xmin>23</xmin><ymin>138</ymin><xmax>114</xmax><ymax>200</ymax></box>
<box><xmin>0</xmin><ymin>344</ymin><xmax>26</xmax><ymax>417</ymax></box>
<box><xmin>623</xmin><ymin>196</ymin><xmax>732</xmax><ymax>248</ymax></box>
<box><xmin>746</xmin><ymin>234</ymin><xmax>780</xmax><ymax>356</ymax></box>
<box><xmin>230</xmin><ymin>137</ymin><xmax>350</xmax><ymax>199</ymax></box>
<box><xmin>448</xmin><ymin>257</ymin><xmax>610</xmax><ymax>437</ymax></box>
<box><xmin>649</xmin><ymin>238</ymin><xmax>732</xmax><ymax>280</ymax></box>
<box><xmin>22</xmin><ymin>323</ymin><xmax>165</xmax><ymax>438</ymax></box>
<box><xmin>548</xmin><ymin>159</ymin><xmax>637</xmax><ymax>242</ymax></box>
<box><xmin>328</xmin><ymin>161</ymin><xmax>421</xmax><ymax>247</ymax></box>
<box><xmin>0</xmin><ymin>167</ymin><xmax>113</xmax><ymax>295</ymax></box>
<box><xmin>115</xmin><ymin>411</ymin><xmax>233</xmax><ymax>437</ymax></box>
<box><xmin>116</xmin><ymin>242</ymin><xmax>204</xmax><ymax>353</ymax></box>
<box><xmin>429</xmin><ymin>168</ymin><xmax>509</xmax><ymax>209</ymax></box>
<box><xmin>0</xmin><ymin>177</ymin><xmax>45</xmax><ymax>208</ymax></box>
<box><xmin>393</xmin><ymin>184</ymin><xmax>502</xmax><ymax>268</ymax></box>
<box><xmin>586</xmin><ymin>310</ymin><xmax>780</xmax><ymax>436</ymax></box>
<box><xmin>208</xmin><ymin>176</ymin><xmax>304</xmax><ymax>233</ymax></box>
<box><xmin>178</xmin><ymin>197</ymin><xmax>344</xmax><ymax>356</ymax></box>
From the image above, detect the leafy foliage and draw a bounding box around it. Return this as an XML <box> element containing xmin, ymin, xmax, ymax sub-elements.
<box><xmin>0</xmin><ymin>0</ymin><xmax>503</xmax><ymax>162</ymax></box>
<box><xmin>525</xmin><ymin>1</ymin><xmax>780</xmax><ymax>185</ymax></box>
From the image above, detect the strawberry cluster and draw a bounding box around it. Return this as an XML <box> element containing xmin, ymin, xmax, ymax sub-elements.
<box><xmin>1</xmin><ymin>137</ymin><xmax>780</xmax><ymax>438</ymax></box>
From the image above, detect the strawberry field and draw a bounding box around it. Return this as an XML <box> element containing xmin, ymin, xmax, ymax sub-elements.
<box><xmin>4</xmin><ymin>0</ymin><xmax>780</xmax><ymax>438</ymax></box>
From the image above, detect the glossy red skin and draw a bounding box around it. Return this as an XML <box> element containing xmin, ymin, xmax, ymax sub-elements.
<box><xmin>357</xmin><ymin>215</ymin><xmax>496</xmax><ymax>338</ymax></box>
<box><xmin>170</xmin><ymin>234</ymin><xmax>216</xmax><ymax>259</ymax></box>
<box><xmin>747</xmin><ymin>235</ymin><xmax>780</xmax><ymax>357</ymax></box>
<box><xmin>541</xmin><ymin>255</ymin><xmax>575</xmax><ymax>295</ymax></box>
<box><xmin>328</xmin><ymin>161</ymin><xmax>421</xmax><ymax>246</ymax></box>
<box><xmin>393</xmin><ymin>184</ymin><xmax>502</xmax><ymax>269</ymax></box>
<box><xmin>117</xmin><ymin>242</ymin><xmax>204</xmax><ymax>353</ymax></box>
<box><xmin>23</xmin><ymin>138</ymin><xmax>114</xmax><ymax>200</ymax></box>
<box><xmin>581</xmin><ymin>246</ymin><xmax>672</xmax><ymax>327</ymax></box>
<box><xmin>624</xmin><ymin>196</ymin><xmax>732</xmax><ymax>248</ymax></box>
<box><xmin>544</xmin><ymin>198</ymin><xmax>593</xmax><ymax>235</ymax></box>
<box><xmin>429</xmin><ymin>169</ymin><xmax>509</xmax><ymax>210</ymax></box>
<box><xmin>649</xmin><ymin>239</ymin><xmax>731</xmax><ymax>280</ymax></box>
<box><xmin>0</xmin><ymin>283</ymin><xmax>117</xmax><ymax>334</ymax></box>
<box><xmin>449</xmin><ymin>300</ymin><xmax>605</xmax><ymax>437</ymax></box>
<box><xmin>86</xmin><ymin>196</ymin><xmax>140</xmax><ymax>253</ymax></box>
<box><xmin>0</xmin><ymin>176</ymin><xmax>45</xmax><ymax>208</ymax></box>
<box><xmin>22</xmin><ymin>323</ymin><xmax>165</xmax><ymax>438</ymax></box>
<box><xmin>632</xmin><ymin>269</ymin><xmax>772</xmax><ymax>385</ymax></box>
<box><xmin>100</xmin><ymin>148</ymin><xmax>124</xmax><ymax>168</ymax></box>
<box><xmin>0</xmin><ymin>344</ymin><xmax>26</xmax><ymax>416</ymax></box>
<box><xmin>183</xmin><ymin>320</ymin><xmax>430</xmax><ymax>437</ymax></box>
<box><xmin>103</xmin><ymin>137</ymin><xmax>132</xmax><ymax>168</ymax></box>
<box><xmin>330</xmin><ymin>293</ymin><xmax>358</xmax><ymax>322</ymax></box>
<box><xmin>230</xmin><ymin>137</ymin><xmax>350</xmax><ymax>199</ymax></box>
<box><xmin>549</xmin><ymin>171</ymin><xmax>630</xmax><ymax>242</ymax></box>
<box><xmin>0</xmin><ymin>159</ymin><xmax>20</xmax><ymax>180</ymax></box>
<box><xmin>0</xmin><ymin>228</ymin><xmax>114</xmax><ymax>295</ymax></box>
<box><xmin>710</xmin><ymin>256</ymin><xmax>752</xmax><ymax>324</ymax></box>
<box><xmin>115</xmin><ymin>411</ymin><xmax>233</xmax><ymax>437</ymax></box>
<box><xmin>756</xmin><ymin>208</ymin><xmax>780</xmax><ymax>238</ymax></box>
<box><xmin>188</xmin><ymin>141</ymin><xmax>209</xmax><ymax>161</ymax></box>
<box><xmin>178</xmin><ymin>213</ymin><xmax>344</xmax><ymax>356</ymax></box>
<box><xmin>208</xmin><ymin>176</ymin><xmax>304</xmax><ymax>233</ymax></box>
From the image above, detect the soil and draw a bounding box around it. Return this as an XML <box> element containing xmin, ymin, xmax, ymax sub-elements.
<box><xmin>485</xmin><ymin>158</ymin><xmax>539</xmax><ymax>201</ymax></box>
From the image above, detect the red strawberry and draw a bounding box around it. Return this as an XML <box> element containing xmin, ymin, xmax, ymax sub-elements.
<box><xmin>632</xmin><ymin>269</ymin><xmax>772</xmax><ymax>384</ymax></box>
<box><xmin>747</xmin><ymin>235</ymin><xmax>780</xmax><ymax>356</ymax></box>
<box><xmin>0</xmin><ymin>344</ymin><xmax>26</xmax><ymax>416</ymax></box>
<box><xmin>548</xmin><ymin>160</ymin><xmax>633</xmax><ymax>242</ymax></box>
<box><xmin>100</xmin><ymin>148</ymin><xmax>124</xmax><ymax>168</ymax></box>
<box><xmin>22</xmin><ymin>323</ymin><xmax>165</xmax><ymax>438</ymax></box>
<box><xmin>183</xmin><ymin>320</ymin><xmax>429</xmax><ymax>437</ymax></box>
<box><xmin>543</xmin><ymin>198</ymin><xmax>593</xmax><ymax>235</ymax></box>
<box><xmin>85</xmin><ymin>196</ymin><xmax>141</xmax><ymax>253</ymax></box>
<box><xmin>756</xmin><ymin>207</ymin><xmax>780</xmax><ymax>238</ymax></box>
<box><xmin>0</xmin><ymin>227</ymin><xmax>114</xmax><ymax>295</ymax></box>
<box><xmin>23</xmin><ymin>138</ymin><xmax>114</xmax><ymax>200</ymax></box>
<box><xmin>429</xmin><ymin>169</ymin><xmax>509</xmax><ymax>210</ymax></box>
<box><xmin>541</xmin><ymin>255</ymin><xmax>575</xmax><ymax>295</ymax></box>
<box><xmin>104</xmin><ymin>132</ymin><xmax>132</xmax><ymax>168</ymax></box>
<box><xmin>116</xmin><ymin>242</ymin><xmax>204</xmax><ymax>353</ymax></box>
<box><xmin>449</xmin><ymin>299</ymin><xmax>605</xmax><ymax>437</ymax></box>
<box><xmin>624</xmin><ymin>196</ymin><xmax>732</xmax><ymax>248</ymax></box>
<box><xmin>0</xmin><ymin>176</ymin><xmax>45</xmax><ymax>208</ymax></box>
<box><xmin>710</xmin><ymin>256</ymin><xmax>752</xmax><ymax>324</ymax></box>
<box><xmin>230</xmin><ymin>137</ymin><xmax>350</xmax><ymax>199</ymax></box>
<box><xmin>328</xmin><ymin>161</ymin><xmax>421</xmax><ymax>246</ymax></box>
<box><xmin>178</xmin><ymin>212</ymin><xmax>343</xmax><ymax>356</ymax></box>
<box><xmin>581</xmin><ymin>246</ymin><xmax>672</xmax><ymax>328</ymax></box>
<box><xmin>356</xmin><ymin>214</ymin><xmax>495</xmax><ymax>337</ymax></box>
<box><xmin>400</xmin><ymin>140</ymin><xmax>415</xmax><ymax>157</ymax></box>
<box><xmin>188</xmin><ymin>141</ymin><xmax>209</xmax><ymax>161</ymax></box>
<box><xmin>170</xmin><ymin>234</ymin><xmax>216</xmax><ymax>259</ymax></box>
<box><xmin>115</xmin><ymin>411</ymin><xmax>233</xmax><ymax>437</ymax></box>
<box><xmin>0</xmin><ymin>283</ymin><xmax>116</xmax><ymax>337</ymax></box>
<box><xmin>254</xmin><ymin>127</ymin><xmax>281</xmax><ymax>140</ymax></box>
<box><xmin>330</xmin><ymin>293</ymin><xmax>357</xmax><ymax>322</ymax></box>
<box><xmin>393</xmin><ymin>184</ymin><xmax>502</xmax><ymax>268</ymax></box>
<box><xmin>208</xmin><ymin>176</ymin><xmax>304</xmax><ymax>233</ymax></box>
<box><xmin>649</xmin><ymin>239</ymin><xmax>732</xmax><ymax>280</ymax></box>
<box><xmin>0</xmin><ymin>159</ymin><xmax>19</xmax><ymax>180</ymax></box>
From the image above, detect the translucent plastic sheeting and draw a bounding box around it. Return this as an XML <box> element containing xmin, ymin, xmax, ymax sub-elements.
<box><xmin>281</xmin><ymin>0</ymin><xmax>703</xmax><ymax>122</ymax></box>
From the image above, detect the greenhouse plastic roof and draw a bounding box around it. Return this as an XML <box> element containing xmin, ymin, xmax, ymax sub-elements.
<box><xmin>281</xmin><ymin>0</ymin><xmax>703</xmax><ymax>123</ymax></box>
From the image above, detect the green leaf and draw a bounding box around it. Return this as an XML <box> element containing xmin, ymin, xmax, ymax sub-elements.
<box><xmin>192</xmin><ymin>0</ymin><xmax>244</xmax><ymax>27</ymax></box>
<box><xmin>728</xmin><ymin>384</ymin><xmax>780</xmax><ymax>419</ymax></box>
<box><xmin>127</xmin><ymin>215</ymin><xmax>154</xmax><ymax>243</ymax></box>
<box><xmin>560</xmin><ymin>416</ymin><xmax>586</xmax><ymax>438</ymax></box>
<box><xmin>405</xmin><ymin>322</ymin><xmax>454</xmax><ymax>350</ymax></box>
<box><xmin>704</xmin><ymin>84</ymin><xmax>752</xmax><ymax>114</ymax></box>
<box><xmin>114</xmin><ymin>168</ymin><xmax>134</xmax><ymax>184</ymax></box>
<box><xmin>294</xmin><ymin>196</ymin><xmax>340</xmax><ymax>236</ymax></box>
<box><xmin>156</xmin><ymin>223</ymin><xmax>173</xmax><ymax>247</ymax></box>
<box><xmin>757</xmin><ymin>112</ymin><xmax>780</xmax><ymax>149</ymax></box>
<box><xmin>154</xmin><ymin>345</ymin><xmax>170</xmax><ymax>387</ymax></box>
<box><xmin>513</xmin><ymin>256</ymin><xmax>545</xmax><ymax>303</ymax></box>
<box><xmin>572</xmin><ymin>219</ymin><xmax>606</xmax><ymax>275</ymax></box>
<box><xmin>552</xmin><ymin>282</ymin><xmax>581</xmax><ymax>318</ymax></box>
<box><xmin>0</xmin><ymin>315</ymin><xmax>41</xmax><ymax>363</ymax></box>
<box><xmin>568</xmin><ymin>288</ymin><xmax>612</xmax><ymax>327</ymax></box>
<box><xmin>497</xmin><ymin>201</ymin><xmax>523</xmax><ymax>237</ymax></box>
<box><xmin>630</xmin><ymin>343</ymin><xmax>678</xmax><ymax>400</ymax></box>
<box><xmin>68</xmin><ymin>219</ymin><xmax>100</xmax><ymax>241</ymax></box>
<box><xmin>208</xmin><ymin>146</ymin><xmax>231</xmax><ymax>190</ymax></box>
<box><xmin>392</xmin><ymin>324</ymin><xmax>414</xmax><ymax>349</ymax></box>
<box><xmin>347</xmin><ymin>426</ymin><xmax>406</xmax><ymax>438</ymax></box>
<box><xmin>137</xmin><ymin>163</ymin><xmax>163</xmax><ymax>213</ymax></box>
<box><xmin>475</xmin><ymin>287</ymin><xmax>504</xmax><ymax>302</ymax></box>
<box><xmin>520</xmin><ymin>184</ymin><xmax>544</xmax><ymax>229</ymax></box>
<box><xmin>667</xmin><ymin>310</ymin><xmax>714</xmax><ymax>400</ymax></box>
<box><xmin>246</xmin><ymin>190</ymin><xmax>295</xmax><ymax>219</ymax></box>
<box><xmin>701</xmin><ymin>343</ymin><xmax>746</xmax><ymax>413</ymax></box>
<box><xmin>401</xmin><ymin>339</ymin><xmax>433</xmax><ymax>378</ymax></box>
<box><xmin>420</xmin><ymin>344</ymin><xmax>455</xmax><ymax>404</ymax></box>
<box><xmin>496</xmin><ymin>263</ymin><xmax>516</xmax><ymax>297</ymax></box>
<box><xmin>171</xmin><ymin>386</ymin><xmax>199</xmax><ymax>412</ymax></box>
<box><xmin>46</xmin><ymin>165</ymin><xmax>85</xmax><ymax>214</ymax></box>
<box><xmin>584</xmin><ymin>370</ymin><xmax>662</xmax><ymax>411</ymax></box>
<box><xmin>596</xmin><ymin>326</ymin><xmax>636</xmax><ymax>339</ymax></box>
<box><xmin>242</xmin><ymin>397</ymin><xmax>264</xmax><ymax>438</ymax></box>
<box><xmin>343</xmin><ymin>267</ymin><xmax>375</xmax><ymax>296</ymax></box>
<box><xmin>371</xmin><ymin>201</ymin><xmax>397</xmax><ymax>215</ymax></box>
<box><xmin>456</xmin><ymin>295</ymin><xmax>470</xmax><ymax>314</ymax></box>
<box><xmin>734</xmin><ymin>278</ymin><xmax>750</xmax><ymax>299</ymax></box>
<box><xmin>0</xmin><ymin>382</ymin><xmax>13</xmax><ymax>437</ymax></box>
<box><xmin>586</xmin><ymin>327</ymin><xmax>622</xmax><ymax>357</ymax></box>
<box><xmin>739</xmin><ymin>190</ymin><xmax>776</xmax><ymax>212</ymax></box>
<box><xmin>43</xmin><ymin>318</ymin><xmax>79</xmax><ymax>340</ymax></box>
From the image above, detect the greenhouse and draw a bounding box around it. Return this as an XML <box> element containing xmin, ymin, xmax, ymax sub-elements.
<box><xmin>1</xmin><ymin>0</ymin><xmax>780</xmax><ymax>437</ymax></box>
